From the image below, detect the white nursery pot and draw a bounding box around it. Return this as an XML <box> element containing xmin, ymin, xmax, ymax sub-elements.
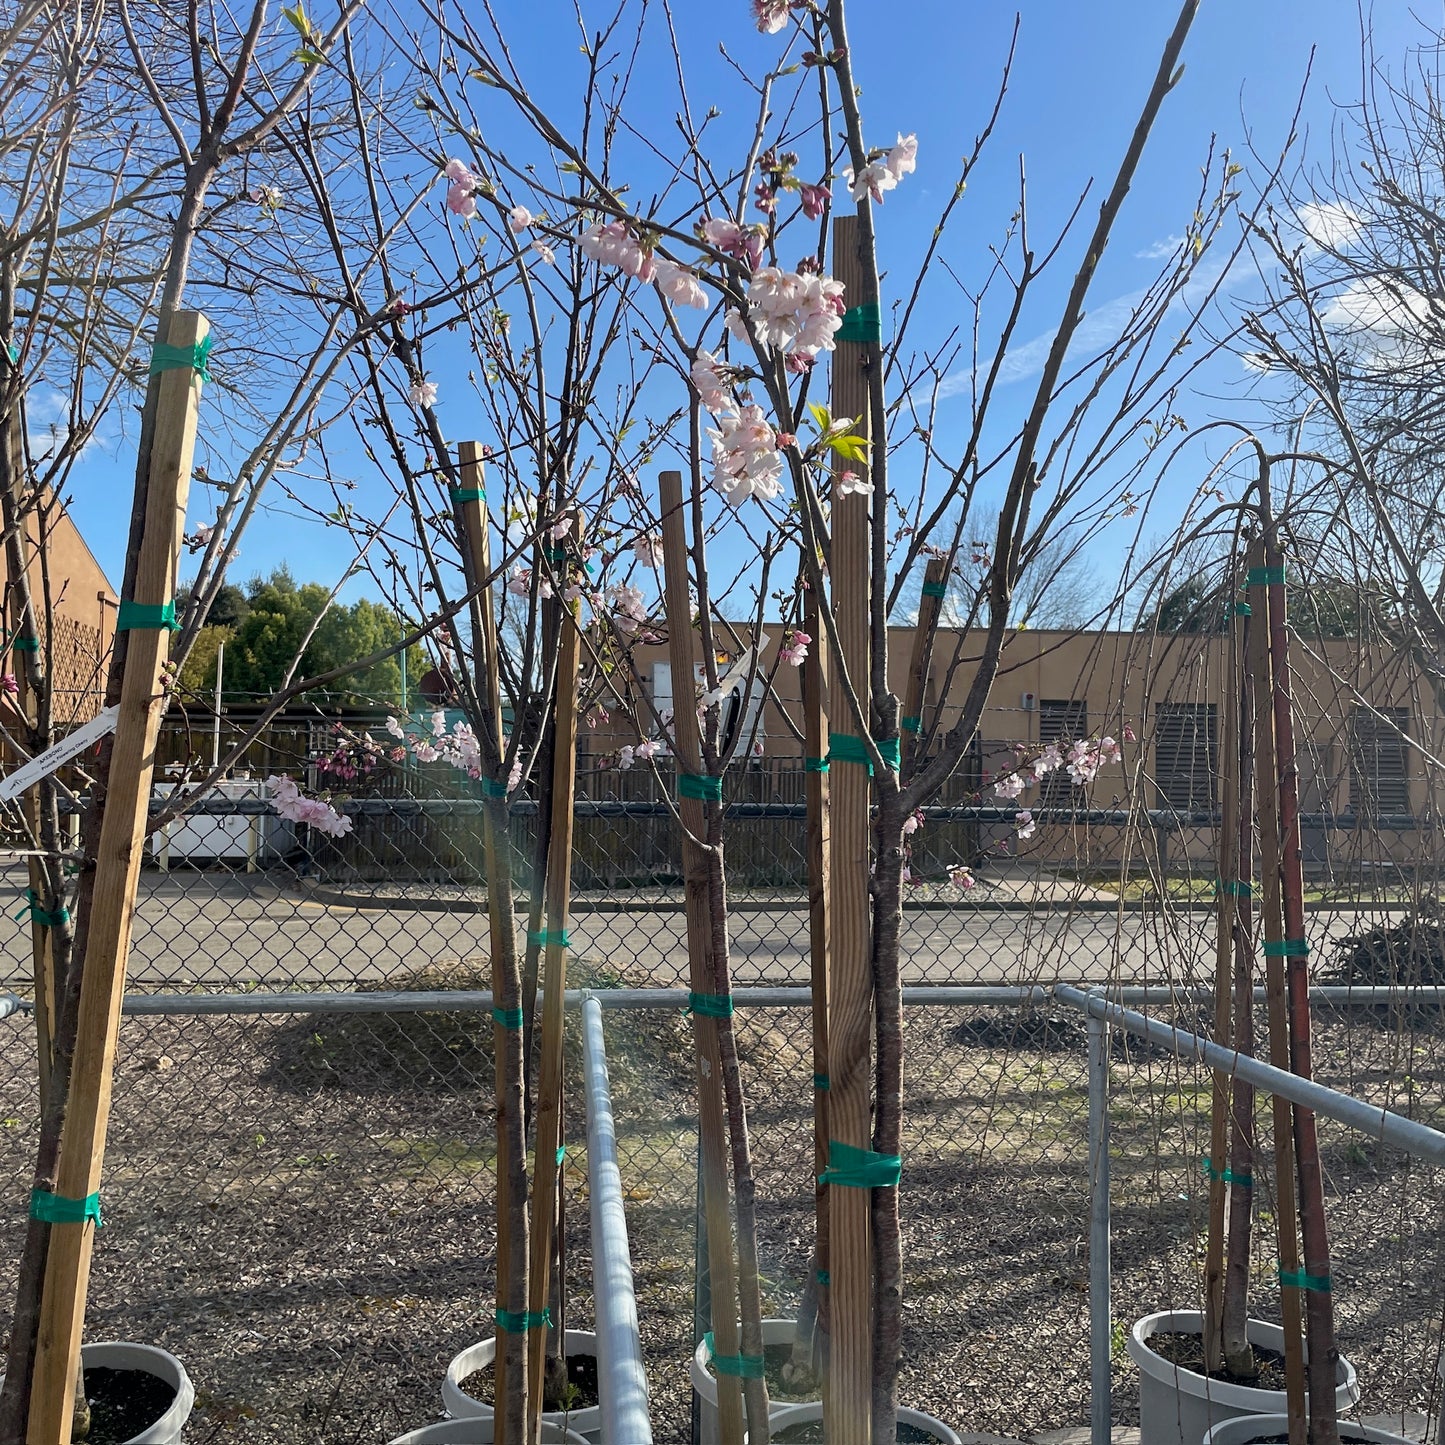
<box><xmin>691</xmin><ymin>1318</ymin><xmax>821</xmax><ymax>1445</ymax></box>
<box><xmin>443</xmin><ymin>1329</ymin><xmax>601</xmax><ymax>1443</ymax></box>
<box><xmin>0</xmin><ymin>1342</ymin><xmax>195</xmax><ymax>1445</ymax></box>
<box><xmin>390</xmin><ymin>1421</ymin><xmax>588</xmax><ymax>1444</ymax></box>
<box><xmin>1203</xmin><ymin>1414</ymin><xmax>1418</xmax><ymax>1445</ymax></box>
<box><xmin>754</xmin><ymin>1399</ymin><xmax>964</xmax><ymax>1443</ymax></box>
<box><xmin>1129</xmin><ymin>1310</ymin><xmax>1360</xmax><ymax>1445</ymax></box>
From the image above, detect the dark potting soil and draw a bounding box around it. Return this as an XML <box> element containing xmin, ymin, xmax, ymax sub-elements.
<box><xmin>774</xmin><ymin>1423</ymin><xmax>944</xmax><ymax>1443</ymax></box>
<box><xmin>764</xmin><ymin>1341</ymin><xmax>823</xmax><ymax>1404</ymax></box>
<box><xmin>83</xmin><ymin>1366</ymin><xmax>176</xmax><ymax>1445</ymax></box>
<box><xmin>1147</xmin><ymin>1331</ymin><xmax>1290</xmax><ymax>1392</ymax></box>
<box><xmin>460</xmin><ymin>1352</ymin><xmax>599</xmax><ymax>1413</ymax></box>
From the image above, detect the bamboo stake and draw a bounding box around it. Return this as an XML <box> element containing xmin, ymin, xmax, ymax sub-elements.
<box><xmin>826</xmin><ymin>212</ymin><xmax>875</xmax><ymax>1445</ymax></box>
<box><xmin>28</xmin><ymin>311</ymin><xmax>208</xmax><ymax>1445</ymax></box>
<box><xmin>795</xmin><ymin>584</ymin><xmax>831</xmax><ymax>1381</ymax></box>
<box><xmin>456</xmin><ymin>441</ymin><xmax>528</xmax><ymax>1443</ymax></box>
<box><xmin>1263</xmin><ymin>542</ymin><xmax>1341</xmax><ymax>1445</ymax></box>
<box><xmin>899</xmin><ymin>556</ymin><xmax>947</xmax><ymax>778</ymax></box>
<box><xmin>1204</xmin><ymin>612</ymin><xmax>1240</xmax><ymax>1374</ymax></box>
<box><xmin>658</xmin><ymin>468</ymin><xmax>746</xmax><ymax>1445</ymax></box>
<box><xmin>526</xmin><ymin>513</ymin><xmax>583</xmax><ymax>1444</ymax></box>
<box><xmin>1246</xmin><ymin>556</ymin><xmax>1307</xmax><ymax>1445</ymax></box>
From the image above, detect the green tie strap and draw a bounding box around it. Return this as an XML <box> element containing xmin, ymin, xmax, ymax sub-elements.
<box><xmin>1202</xmin><ymin>1159</ymin><xmax>1252</xmax><ymax>1188</ymax></box>
<box><xmin>1217</xmin><ymin>879</ymin><xmax>1252</xmax><ymax>898</ymax></box>
<box><xmin>1278</xmin><ymin>1267</ymin><xmax>1331</xmax><ymax>1294</ymax></box>
<box><xmin>678</xmin><ymin>773</ymin><xmax>723</xmax><ymax>802</ymax></box>
<box><xmin>921</xmin><ymin>579</ymin><xmax>948</xmax><ymax>600</ymax></box>
<box><xmin>116</xmin><ymin>599</ymin><xmax>180</xmax><ymax>633</ymax></box>
<box><xmin>815</xmin><ymin>1269</ymin><xmax>830</xmax><ymax>1286</ymax></box>
<box><xmin>1247</xmin><ymin>565</ymin><xmax>1285</xmax><ymax>586</ymax></box>
<box><xmin>813</xmin><ymin>1073</ymin><xmax>830</xmax><ymax>1091</ymax></box>
<box><xmin>5</xmin><ymin>344</ymin><xmax>17</xmax><ymax>363</ymax></box>
<box><xmin>481</xmin><ymin>779</ymin><xmax>509</xmax><ymax>798</ymax></box>
<box><xmin>827</xmin><ymin>732</ymin><xmax>871</xmax><ymax>771</ymax></box>
<box><xmin>878</xmin><ymin>737</ymin><xmax>901</xmax><ymax>770</ymax></box>
<box><xmin>818</xmin><ymin>1140</ymin><xmax>901</xmax><ymax>1189</ymax></box>
<box><xmin>492</xmin><ymin>1006</ymin><xmax>523</xmax><ymax>1028</ymax></box>
<box><xmin>449</xmin><ymin>486</ymin><xmax>486</xmax><ymax>504</ymax></box>
<box><xmin>496</xmin><ymin>1307</ymin><xmax>552</xmax><ymax>1333</ymax></box>
<box><xmin>556</xmin><ymin>1144</ymin><xmax>566</xmax><ymax>1166</ymax></box>
<box><xmin>150</xmin><ymin>335</ymin><xmax>213</xmax><ymax>382</ymax></box>
<box><xmin>15</xmin><ymin>891</ymin><xmax>69</xmax><ymax>928</ymax></box>
<box><xmin>1263</xmin><ymin>938</ymin><xmax>1308</xmax><ymax>957</ymax></box>
<box><xmin>803</xmin><ymin>756</ymin><xmax>829</xmax><ymax>773</ymax></box>
<box><xmin>543</xmin><ymin>545</ymin><xmax>569</xmax><ymax>563</ymax></box>
<box><xmin>1233</xmin><ymin>602</ymin><xmax>1252</xmax><ymax>616</ymax></box>
<box><xmin>836</xmin><ymin>302</ymin><xmax>882</xmax><ymax>344</ymax></box>
<box><xmin>30</xmin><ymin>1189</ymin><xmax>102</xmax><ymax>1227</ymax></box>
<box><xmin>704</xmin><ymin>1333</ymin><xmax>765</xmax><ymax>1379</ymax></box>
<box><xmin>11</xmin><ymin>635</ymin><xmax>39</xmax><ymax>653</ymax></box>
<box><xmin>687</xmin><ymin>991</ymin><xmax>734</xmax><ymax>1019</ymax></box>
<box><xmin>901</xmin><ymin>715</ymin><xmax>921</xmax><ymax>733</ymax></box>
<box><xmin>526</xmin><ymin>928</ymin><xmax>570</xmax><ymax>949</ymax></box>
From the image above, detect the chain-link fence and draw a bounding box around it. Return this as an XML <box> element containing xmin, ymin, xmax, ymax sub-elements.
<box><xmin>1</xmin><ymin>713</ymin><xmax>1443</xmax><ymax>1443</ymax></box>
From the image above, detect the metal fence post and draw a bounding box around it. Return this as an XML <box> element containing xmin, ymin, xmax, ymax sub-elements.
<box><xmin>1088</xmin><ymin>994</ymin><xmax>1112</xmax><ymax>1445</ymax></box>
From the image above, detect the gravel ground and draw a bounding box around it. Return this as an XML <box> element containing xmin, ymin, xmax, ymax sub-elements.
<box><xmin>0</xmin><ymin>995</ymin><xmax>1441</xmax><ymax>1444</ymax></box>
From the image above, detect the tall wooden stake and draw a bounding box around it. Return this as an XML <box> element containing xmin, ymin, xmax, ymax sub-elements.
<box><xmin>899</xmin><ymin>556</ymin><xmax>947</xmax><ymax>778</ymax></box>
<box><xmin>658</xmin><ymin>469</ymin><xmax>746</xmax><ymax>1445</ymax></box>
<box><xmin>526</xmin><ymin>514</ymin><xmax>583</xmax><ymax>1444</ymax></box>
<box><xmin>826</xmin><ymin>212</ymin><xmax>875</xmax><ymax>1445</ymax></box>
<box><xmin>456</xmin><ymin>441</ymin><xmax>528</xmax><ymax>1443</ymax></box>
<box><xmin>1246</xmin><ymin>556</ymin><xmax>1307</xmax><ymax>1445</ymax></box>
<box><xmin>1264</xmin><ymin>542</ymin><xmax>1341</xmax><ymax>1445</ymax></box>
<box><xmin>28</xmin><ymin>311</ymin><xmax>208</xmax><ymax>1445</ymax></box>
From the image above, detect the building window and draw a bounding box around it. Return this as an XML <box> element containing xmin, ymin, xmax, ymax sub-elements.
<box><xmin>1039</xmin><ymin>699</ymin><xmax>1086</xmax><ymax>807</ymax></box>
<box><xmin>1154</xmin><ymin>703</ymin><xmax>1217</xmax><ymax>810</ymax></box>
<box><xmin>1349</xmin><ymin>707</ymin><xmax>1410</xmax><ymax>815</ymax></box>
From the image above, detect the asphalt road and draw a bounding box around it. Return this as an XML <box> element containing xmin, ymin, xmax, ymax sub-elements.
<box><xmin>0</xmin><ymin>865</ymin><xmax>1389</xmax><ymax>995</ymax></box>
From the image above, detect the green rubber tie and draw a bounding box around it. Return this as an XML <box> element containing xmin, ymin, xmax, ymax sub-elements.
<box><xmin>1278</xmin><ymin>1267</ymin><xmax>1331</xmax><ymax>1294</ymax></box>
<box><xmin>492</xmin><ymin>1006</ymin><xmax>523</xmax><ymax>1028</ymax></box>
<box><xmin>556</xmin><ymin>1144</ymin><xmax>566</xmax><ymax>1166</ymax></box>
<box><xmin>678</xmin><ymin>773</ymin><xmax>723</xmax><ymax>802</ymax></box>
<box><xmin>1234</xmin><ymin>603</ymin><xmax>1252</xmax><ymax>617</ymax></box>
<box><xmin>116</xmin><ymin>599</ymin><xmax>180</xmax><ymax>633</ymax></box>
<box><xmin>526</xmin><ymin>928</ymin><xmax>570</xmax><ymax>949</ymax></box>
<box><xmin>496</xmin><ymin>1307</ymin><xmax>552</xmax><ymax>1333</ymax></box>
<box><xmin>1217</xmin><ymin>879</ymin><xmax>1253</xmax><ymax>898</ymax></box>
<box><xmin>816</xmin><ymin>1269</ymin><xmax>830</xmax><ymax>1286</ymax></box>
<box><xmin>901</xmin><ymin>716</ymin><xmax>922</xmax><ymax>733</ymax></box>
<box><xmin>803</xmin><ymin>757</ymin><xmax>830</xmax><ymax>773</ymax></box>
<box><xmin>687</xmin><ymin>991</ymin><xmax>734</xmax><ymax>1019</ymax></box>
<box><xmin>818</xmin><ymin>1140</ymin><xmax>902</xmax><ymax>1189</ymax></box>
<box><xmin>481</xmin><ymin>779</ymin><xmax>509</xmax><ymax>798</ymax></box>
<box><xmin>813</xmin><ymin>1073</ymin><xmax>830</xmax><ymax>1091</ymax></box>
<box><xmin>1263</xmin><ymin>938</ymin><xmax>1309</xmax><ymax>957</ymax></box>
<box><xmin>836</xmin><ymin>302</ymin><xmax>882</xmax><ymax>344</ymax></box>
<box><xmin>704</xmin><ymin>1333</ymin><xmax>765</xmax><ymax>1379</ymax></box>
<box><xmin>11</xmin><ymin>635</ymin><xmax>39</xmax><ymax>653</ymax></box>
<box><xmin>1202</xmin><ymin>1159</ymin><xmax>1253</xmax><ymax>1188</ymax></box>
<box><xmin>5</xmin><ymin>343</ymin><xmax>17</xmax><ymax>363</ymax></box>
<box><xmin>15</xmin><ymin>891</ymin><xmax>69</xmax><ymax>928</ymax></box>
<box><xmin>30</xmin><ymin>1189</ymin><xmax>102</xmax><ymax>1227</ymax></box>
<box><xmin>543</xmin><ymin>545</ymin><xmax>568</xmax><ymax>563</ymax></box>
<box><xmin>1247</xmin><ymin>565</ymin><xmax>1286</xmax><ymax>586</ymax></box>
<box><xmin>150</xmin><ymin>335</ymin><xmax>213</xmax><ymax>382</ymax></box>
<box><xmin>921</xmin><ymin>580</ymin><xmax>949</xmax><ymax>599</ymax></box>
<box><xmin>449</xmin><ymin>486</ymin><xmax>486</xmax><ymax>504</ymax></box>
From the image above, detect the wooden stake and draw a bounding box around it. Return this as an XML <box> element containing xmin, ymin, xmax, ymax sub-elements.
<box><xmin>456</xmin><ymin>441</ymin><xmax>528</xmax><ymax>1443</ymax></box>
<box><xmin>526</xmin><ymin>513</ymin><xmax>583</xmax><ymax>1444</ymax></box>
<box><xmin>29</xmin><ymin>312</ymin><xmax>208</xmax><ymax>1445</ymax></box>
<box><xmin>658</xmin><ymin>468</ymin><xmax>745</xmax><ymax>1445</ymax></box>
<box><xmin>1203</xmin><ymin>613</ymin><xmax>1240</xmax><ymax>1374</ymax></box>
<box><xmin>826</xmin><ymin>211</ymin><xmax>875</xmax><ymax>1445</ymax></box>
<box><xmin>899</xmin><ymin>556</ymin><xmax>947</xmax><ymax>778</ymax></box>
<box><xmin>1263</xmin><ymin>543</ymin><xmax>1342</xmax><ymax>1445</ymax></box>
<box><xmin>1246</xmin><ymin>556</ymin><xmax>1307</xmax><ymax>1445</ymax></box>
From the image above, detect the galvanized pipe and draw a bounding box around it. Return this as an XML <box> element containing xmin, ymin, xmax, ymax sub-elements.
<box><xmin>581</xmin><ymin>993</ymin><xmax>653</xmax><ymax>1445</ymax></box>
<box><xmin>1087</xmin><ymin>999</ymin><xmax>1112</xmax><ymax>1445</ymax></box>
<box><xmin>1055</xmin><ymin>984</ymin><xmax>1445</xmax><ymax>1164</ymax></box>
<box><xmin>0</xmin><ymin>992</ymin><xmax>22</xmax><ymax>1020</ymax></box>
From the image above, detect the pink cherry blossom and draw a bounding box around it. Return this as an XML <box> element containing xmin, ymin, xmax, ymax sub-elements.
<box><xmin>1097</xmin><ymin>736</ymin><xmax>1122</xmax><ymax>766</ymax></box>
<box><xmin>636</xmin><ymin>738</ymin><xmax>666</xmax><ymax>761</ymax></box>
<box><xmin>607</xmin><ymin>583</ymin><xmax>648</xmax><ymax>636</ymax></box>
<box><xmin>1</xmin><ymin>673</ymin><xmax>16</xmax><ymax>696</ymax></box>
<box><xmin>447</xmin><ymin>185</ymin><xmax>478</xmax><ymax>219</ymax></box>
<box><xmin>836</xmin><ymin>470</ymin><xmax>873</xmax><ymax>497</ymax></box>
<box><xmin>885</xmin><ymin>133</ymin><xmax>918</xmax><ymax>183</ymax></box>
<box><xmin>653</xmin><ymin>257</ymin><xmax>709</xmax><ymax>309</ymax></box>
<box><xmin>409</xmin><ymin>379</ymin><xmax>438</xmax><ymax>408</ymax></box>
<box><xmin>617</xmin><ymin>745</ymin><xmax>635</xmax><ymax>770</ymax></box>
<box><xmin>950</xmin><ymin>865</ymin><xmax>976</xmax><ymax>890</ymax></box>
<box><xmin>993</xmin><ymin>772</ymin><xmax>1026</xmax><ymax>801</ymax></box>
<box><xmin>778</xmin><ymin>628</ymin><xmax>810</xmax><ymax>666</ymax></box>
<box><xmin>445</xmin><ymin>158</ymin><xmax>476</xmax><ymax>184</ymax></box>
<box><xmin>901</xmin><ymin>809</ymin><xmax>924</xmax><ymax>837</ymax></box>
<box><xmin>690</xmin><ymin>350</ymin><xmax>735</xmax><ymax>414</ymax></box>
<box><xmin>700</xmin><ymin>217</ymin><xmax>764</xmax><ymax>271</ymax></box>
<box><xmin>507</xmin><ymin>565</ymin><xmax>531</xmax><ymax>596</ymax></box>
<box><xmin>751</xmin><ymin>0</ymin><xmax>791</xmax><ymax>32</ymax></box>
<box><xmin>706</xmin><ymin>404</ymin><xmax>785</xmax><ymax>507</ymax></box>
<box><xmin>1123</xmin><ymin>724</ymin><xmax>1137</xmax><ymax>743</ymax></box>
<box><xmin>1015</xmin><ymin>809</ymin><xmax>1036</xmax><ymax>839</ymax></box>
<box><xmin>735</xmin><ymin>265</ymin><xmax>846</xmax><ymax>357</ymax></box>
<box><xmin>508</xmin><ymin>205</ymin><xmax>534</xmax><ymax>233</ymax></box>
<box><xmin>1032</xmin><ymin>742</ymin><xmax>1063</xmax><ymax>779</ymax></box>
<box><xmin>799</xmin><ymin>183</ymin><xmax>831</xmax><ymax>220</ymax></box>
<box><xmin>531</xmin><ymin>239</ymin><xmax>556</xmax><ymax>265</ymax></box>
<box><xmin>634</xmin><ymin>534</ymin><xmax>665</xmax><ymax>568</ymax></box>
<box><xmin>267</xmin><ymin>775</ymin><xmax>353</xmax><ymax>838</ymax></box>
<box><xmin>579</xmin><ymin>220</ymin><xmax>655</xmax><ymax>282</ymax></box>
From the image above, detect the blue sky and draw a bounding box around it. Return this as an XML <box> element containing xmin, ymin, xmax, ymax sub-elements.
<box><xmin>64</xmin><ymin>0</ymin><xmax>1437</xmax><ymax>603</ymax></box>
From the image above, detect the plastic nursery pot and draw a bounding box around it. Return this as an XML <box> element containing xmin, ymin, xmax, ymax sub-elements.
<box><xmin>0</xmin><ymin>1341</ymin><xmax>195</xmax><ymax>1445</ymax></box>
<box><xmin>442</xmin><ymin>1329</ymin><xmax>601</xmax><ymax>1442</ymax></box>
<box><xmin>692</xmin><ymin>1318</ymin><xmax>823</xmax><ymax>1445</ymax></box>
<box><xmin>752</xmin><ymin>1400</ymin><xmax>965</xmax><ymax>1444</ymax></box>
<box><xmin>390</xmin><ymin>1421</ymin><xmax>589</xmax><ymax>1444</ymax></box>
<box><xmin>1203</xmin><ymin>1415</ymin><xmax>1419</xmax><ymax>1445</ymax></box>
<box><xmin>1129</xmin><ymin>1310</ymin><xmax>1361</xmax><ymax>1445</ymax></box>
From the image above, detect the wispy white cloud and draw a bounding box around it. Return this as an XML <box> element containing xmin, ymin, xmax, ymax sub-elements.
<box><xmin>1296</xmin><ymin>200</ymin><xmax>1361</xmax><ymax>252</ymax></box>
<box><xmin>1135</xmin><ymin>235</ymin><xmax>1183</xmax><ymax>261</ymax></box>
